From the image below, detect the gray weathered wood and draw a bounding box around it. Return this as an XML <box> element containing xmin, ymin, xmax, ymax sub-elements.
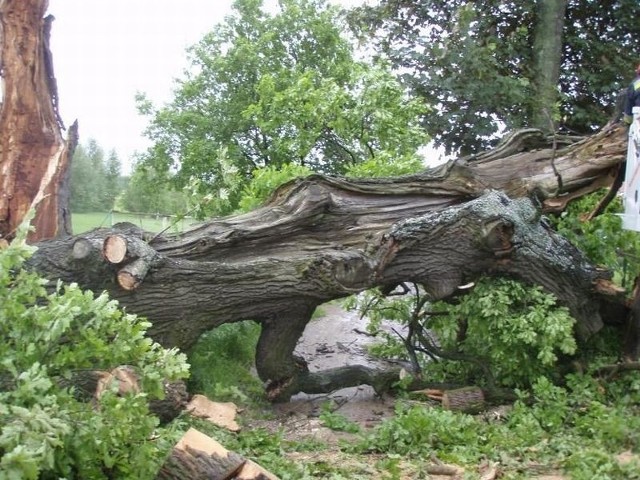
<box><xmin>27</xmin><ymin>125</ymin><xmax>630</xmax><ymax>401</ymax></box>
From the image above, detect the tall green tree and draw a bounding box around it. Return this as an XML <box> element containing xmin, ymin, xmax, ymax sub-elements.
<box><xmin>120</xmin><ymin>164</ymin><xmax>188</xmax><ymax>216</ymax></box>
<box><xmin>104</xmin><ymin>149</ymin><xmax>122</xmax><ymax>208</ymax></box>
<box><xmin>70</xmin><ymin>140</ymin><xmax>124</xmax><ymax>212</ymax></box>
<box><xmin>70</xmin><ymin>140</ymin><xmax>106</xmax><ymax>212</ymax></box>
<box><xmin>138</xmin><ymin>0</ymin><xmax>428</xmax><ymax>214</ymax></box>
<box><xmin>349</xmin><ymin>0</ymin><xmax>640</xmax><ymax>155</ymax></box>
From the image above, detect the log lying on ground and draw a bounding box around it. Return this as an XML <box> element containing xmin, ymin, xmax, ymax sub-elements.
<box><xmin>29</xmin><ymin>124</ymin><xmax>630</xmax><ymax>401</ymax></box>
<box><xmin>65</xmin><ymin>366</ymin><xmax>189</xmax><ymax>424</ymax></box>
<box><xmin>156</xmin><ymin>428</ymin><xmax>278</xmax><ymax>480</ymax></box>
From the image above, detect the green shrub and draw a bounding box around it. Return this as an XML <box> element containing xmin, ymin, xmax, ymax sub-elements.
<box><xmin>238</xmin><ymin>163</ymin><xmax>313</xmax><ymax>212</ymax></box>
<box><xmin>351</xmin><ymin>374</ymin><xmax>640</xmax><ymax>477</ymax></box>
<box><xmin>551</xmin><ymin>190</ymin><xmax>640</xmax><ymax>288</ymax></box>
<box><xmin>429</xmin><ymin>278</ymin><xmax>577</xmax><ymax>388</ymax></box>
<box><xmin>0</xmin><ymin>229</ymin><xmax>189</xmax><ymax>479</ymax></box>
<box><xmin>346</xmin><ymin>277</ymin><xmax>576</xmax><ymax>389</ymax></box>
<box><xmin>188</xmin><ymin>321</ymin><xmax>264</xmax><ymax>404</ymax></box>
<box><xmin>344</xmin><ymin>152</ymin><xmax>424</xmax><ymax>178</ymax></box>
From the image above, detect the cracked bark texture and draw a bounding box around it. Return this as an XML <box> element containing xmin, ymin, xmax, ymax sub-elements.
<box><xmin>28</xmin><ymin>124</ymin><xmax>629</xmax><ymax>400</ymax></box>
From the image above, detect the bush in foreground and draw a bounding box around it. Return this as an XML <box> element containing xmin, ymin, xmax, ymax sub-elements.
<box><xmin>0</xmin><ymin>228</ymin><xmax>189</xmax><ymax>479</ymax></box>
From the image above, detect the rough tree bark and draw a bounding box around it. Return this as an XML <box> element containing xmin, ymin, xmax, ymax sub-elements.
<box><xmin>0</xmin><ymin>0</ymin><xmax>77</xmax><ymax>242</ymax></box>
<box><xmin>27</xmin><ymin>123</ymin><xmax>631</xmax><ymax>401</ymax></box>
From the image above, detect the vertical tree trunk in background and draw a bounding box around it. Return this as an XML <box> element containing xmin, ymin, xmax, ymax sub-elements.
<box><xmin>0</xmin><ymin>0</ymin><xmax>77</xmax><ymax>242</ymax></box>
<box><xmin>531</xmin><ymin>0</ymin><xmax>568</xmax><ymax>132</ymax></box>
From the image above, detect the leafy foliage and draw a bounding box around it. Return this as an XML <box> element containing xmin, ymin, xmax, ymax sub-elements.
<box><xmin>237</xmin><ymin>163</ymin><xmax>313</xmax><ymax>213</ymax></box>
<box><xmin>352</xmin><ymin>374</ymin><xmax>640</xmax><ymax>478</ymax></box>
<box><xmin>138</xmin><ymin>0</ymin><xmax>428</xmax><ymax>214</ymax></box>
<box><xmin>70</xmin><ymin>140</ymin><xmax>124</xmax><ymax>213</ymax></box>
<box><xmin>318</xmin><ymin>402</ymin><xmax>361</xmax><ymax>433</ymax></box>
<box><xmin>188</xmin><ymin>321</ymin><xmax>264</xmax><ymax>405</ymax></box>
<box><xmin>120</xmin><ymin>163</ymin><xmax>189</xmax><ymax>216</ymax></box>
<box><xmin>349</xmin><ymin>0</ymin><xmax>640</xmax><ymax>154</ymax></box>
<box><xmin>347</xmin><ymin>277</ymin><xmax>576</xmax><ymax>389</ymax></box>
<box><xmin>0</xmin><ymin>229</ymin><xmax>189</xmax><ymax>479</ymax></box>
<box><xmin>428</xmin><ymin>278</ymin><xmax>577</xmax><ymax>387</ymax></box>
<box><xmin>551</xmin><ymin>190</ymin><xmax>640</xmax><ymax>287</ymax></box>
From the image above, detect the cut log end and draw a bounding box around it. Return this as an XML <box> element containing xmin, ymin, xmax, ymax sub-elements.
<box><xmin>117</xmin><ymin>270</ymin><xmax>141</xmax><ymax>291</ymax></box>
<box><xmin>117</xmin><ymin>257</ymin><xmax>152</xmax><ymax>291</ymax></box>
<box><xmin>103</xmin><ymin>234</ymin><xmax>128</xmax><ymax>264</ymax></box>
<box><xmin>72</xmin><ymin>238</ymin><xmax>94</xmax><ymax>260</ymax></box>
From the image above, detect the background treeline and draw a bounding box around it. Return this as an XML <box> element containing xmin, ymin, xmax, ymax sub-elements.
<box><xmin>69</xmin><ymin>139</ymin><xmax>187</xmax><ymax>216</ymax></box>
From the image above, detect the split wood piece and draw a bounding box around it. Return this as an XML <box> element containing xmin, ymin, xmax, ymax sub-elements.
<box><xmin>426</xmin><ymin>454</ymin><xmax>465</xmax><ymax>477</ymax></box>
<box><xmin>156</xmin><ymin>428</ymin><xmax>245</xmax><ymax>480</ymax></box>
<box><xmin>156</xmin><ymin>428</ymin><xmax>278</xmax><ymax>480</ymax></box>
<box><xmin>186</xmin><ymin>394</ymin><xmax>240</xmax><ymax>432</ymax></box>
<box><xmin>410</xmin><ymin>388</ymin><xmax>445</xmax><ymax>402</ymax></box>
<box><xmin>442</xmin><ymin>386</ymin><xmax>485</xmax><ymax>413</ymax></box>
<box><xmin>236</xmin><ymin>460</ymin><xmax>279</xmax><ymax>480</ymax></box>
<box><xmin>425</xmin><ymin>464</ymin><xmax>464</xmax><ymax>476</ymax></box>
<box><xmin>478</xmin><ymin>460</ymin><xmax>500</xmax><ymax>480</ymax></box>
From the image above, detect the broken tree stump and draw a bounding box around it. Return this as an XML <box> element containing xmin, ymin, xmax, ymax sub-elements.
<box><xmin>0</xmin><ymin>0</ymin><xmax>77</xmax><ymax>241</ymax></box>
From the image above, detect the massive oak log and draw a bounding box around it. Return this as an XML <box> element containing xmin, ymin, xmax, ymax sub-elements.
<box><xmin>0</xmin><ymin>0</ymin><xmax>77</xmax><ymax>242</ymax></box>
<box><xmin>28</xmin><ymin>124</ymin><xmax>629</xmax><ymax>401</ymax></box>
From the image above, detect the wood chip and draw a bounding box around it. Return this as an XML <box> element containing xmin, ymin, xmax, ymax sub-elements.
<box><xmin>186</xmin><ymin>394</ymin><xmax>241</xmax><ymax>432</ymax></box>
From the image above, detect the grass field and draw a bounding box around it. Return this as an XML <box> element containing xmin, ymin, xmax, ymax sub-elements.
<box><xmin>72</xmin><ymin>212</ymin><xmax>195</xmax><ymax>234</ymax></box>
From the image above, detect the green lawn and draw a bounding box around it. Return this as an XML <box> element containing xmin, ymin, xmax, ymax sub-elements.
<box><xmin>71</xmin><ymin>212</ymin><xmax>194</xmax><ymax>234</ymax></box>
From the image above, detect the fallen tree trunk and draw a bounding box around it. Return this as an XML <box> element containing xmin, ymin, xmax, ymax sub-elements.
<box><xmin>28</xmin><ymin>124</ymin><xmax>630</xmax><ymax>401</ymax></box>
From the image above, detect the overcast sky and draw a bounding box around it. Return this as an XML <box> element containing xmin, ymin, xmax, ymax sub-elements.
<box><xmin>47</xmin><ymin>0</ymin><xmax>236</xmax><ymax>172</ymax></box>
<box><xmin>47</xmin><ymin>0</ymin><xmax>365</xmax><ymax>173</ymax></box>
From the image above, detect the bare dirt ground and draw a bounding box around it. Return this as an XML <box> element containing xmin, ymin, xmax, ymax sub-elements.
<box><xmin>250</xmin><ymin>303</ymin><xmax>399</xmax><ymax>443</ymax></box>
<box><xmin>276</xmin><ymin>303</ymin><xmax>399</xmax><ymax>431</ymax></box>
<box><xmin>244</xmin><ymin>303</ymin><xmax>576</xmax><ymax>479</ymax></box>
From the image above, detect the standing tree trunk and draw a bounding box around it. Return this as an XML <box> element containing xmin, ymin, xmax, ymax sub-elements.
<box><xmin>0</xmin><ymin>0</ymin><xmax>77</xmax><ymax>242</ymax></box>
<box><xmin>531</xmin><ymin>0</ymin><xmax>568</xmax><ymax>132</ymax></box>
